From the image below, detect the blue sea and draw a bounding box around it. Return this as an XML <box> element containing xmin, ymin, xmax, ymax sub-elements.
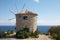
<box><xmin>0</xmin><ymin>26</ymin><xmax>51</xmax><ymax>33</ymax></box>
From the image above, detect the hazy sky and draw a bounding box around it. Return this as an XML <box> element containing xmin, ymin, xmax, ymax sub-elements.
<box><xmin>0</xmin><ymin>0</ymin><xmax>60</xmax><ymax>26</ymax></box>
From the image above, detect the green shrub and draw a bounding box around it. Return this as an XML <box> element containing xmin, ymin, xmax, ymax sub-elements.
<box><xmin>6</xmin><ymin>30</ymin><xmax>14</xmax><ymax>35</ymax></box>
<box><xmin>24</xmin><ymin>31</ymin><xmax>30</xmax><ymax>38</ymax></box>
<box><xmin>16</xmin><ymin>31</ymin><xmax>30</xmax><ymax>39</ymax></box>
<box><xmin>35</xmin><ymin>29</ymin><xmax>40</xmax><ymax>35</ymax></box>
<box><xmin>16</xmin><ymin>28</ymin><xmax>40</xmax><ymax>39</ymax></box>
<box><xmin>52</xmin><ymin>33</ymin><xmax>58</xmax><ymax>38</ymax></box>
<box><xmin>30</xmin><ymin>29</ymin><xmax>39</xmax><ymax>38</ymax></box>
<box><xmin>48</xmin><ymin>26</ymin><xmax>60</xmax><ymax>40</ymax></box>
<box><xmin>16</xmin><ymin>28</ymin><xmax>30</xmax><ymax>39</ymax></box>
<box><xmin>0</xmin><ymin>30</ymin><xmax>6</xmax><ymax>38</ymax></box>
<box><xmin>34</xmin><ymin>30</ymin><xmax>39</xmax><ymax>38</ymax></box>
<box><xmin>10</xmin><ymin>30</ymin><xmax>14</xmax><ymax>34</ymax></box>
<box><xmin>56</xmin><ymin>34</ymin><xmax>60</xmax><ymax>40</ymax></box>
<box><xmin>16</xmin><ymin>31</ymin><xmax>25</xmax><ymax>38</ymax></box>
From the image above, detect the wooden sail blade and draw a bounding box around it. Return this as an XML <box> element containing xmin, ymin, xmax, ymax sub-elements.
<box><xmin>9</xmin><ymin>18</ymin><xmax>15</xmax><ymax>20</ymax></box>
<box><xmin>9</xmin><ymin>10</ymin><xmax>15</xmax><ymax>14</ymax></box>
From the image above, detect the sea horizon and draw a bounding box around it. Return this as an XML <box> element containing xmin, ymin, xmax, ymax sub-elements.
<box><xmin>0</xmin><ymin>25</ymin><xmax>52</xmax><ymax>33</ymax></box>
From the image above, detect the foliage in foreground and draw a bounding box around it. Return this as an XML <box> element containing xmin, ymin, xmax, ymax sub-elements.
<box><xmin>30</xmin><ymin>29</ymin><xmax>40</xmax><ymax>38</ymax></box>
<box><xmin>5</xmin><ymin>30</ymin><xmax>14</xmax><ymax>35</ymax></box>
<box><xmin>16</xmin><ymin>28</ymin><xmax>40</xmax><ymax>39</ymax></box>
<box><xmin>0</xmin><ymin>30</ymin><xmax>5</xmax><ymax>38</ymax></box>
<box><xmin>16</xmin><ymin>31</ymin><xmax>30</xmax><ymax>39</ymax></box>
<box><xmin>48</xmin><ymin>26</ymin><xmax>60</xmax><ymax>40</ymax></box>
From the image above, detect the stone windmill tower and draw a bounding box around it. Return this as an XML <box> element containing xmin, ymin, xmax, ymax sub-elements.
<box><xmin>16</xmin><ymin>10</ymin><xmax>38</xmax><ymax>32</ymax></box>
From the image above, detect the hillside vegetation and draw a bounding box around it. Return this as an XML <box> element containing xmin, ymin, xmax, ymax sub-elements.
<box><xmin>48</xmin><ymin>26</ymin><xmax>60</xmax><ymax>40</ymax></box>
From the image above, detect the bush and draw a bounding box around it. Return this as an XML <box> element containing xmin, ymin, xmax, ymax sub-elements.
<box><xmin>56</xmin><ymin>34</ymin><xmax>60</xmax><ymax>40</ymax></box>
<box><xmin>52</xmin><ymin>33</ymin><xmax>58</xmax><ymax>38</ymax></box>
<box><xmin>16</xmin><ymin>28</ymin><xmax>40</xmax><ymax>39</ymax></box>
<box><xmin>16</xmin><ymin>31</ymin><xmax>25</xmax><ymax>38</ymax></box>
<box><xmin>48</xmin><ymin>26</ymin><xmax>60</xmax><ymax>40</ymax></box>
<box><xmin>6</xmin><ymin>30</ymin><xmax>14</xmax><ymax>35</ymax></box>
<box><xmin>24</xmin><ymin>31</ymin><xmax>30</xmax><ymax>38</ymax></box>
<box><xmin>0</xmin><ymin>30</ymin><xmax>6</xmax><ymax>38</ymax></box>
<box><xmin>30</xmin><ymin>29</ymin><xmax>39</xmax><ymax>38</ymax></box>
<box><xmin>16</xmin><ymin>30</ymin><xmax>30</xmax><ymax>39</ymax></box>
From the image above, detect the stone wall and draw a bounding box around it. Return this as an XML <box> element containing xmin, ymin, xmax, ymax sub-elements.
<box><xmin>16</xmin><ymin>14</ymin><xmax>37</xmax><ymax>32</ymax></box>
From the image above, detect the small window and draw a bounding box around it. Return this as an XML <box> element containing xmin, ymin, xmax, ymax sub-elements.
<box><xmin>23</xmin><ymin>16</ymin><xmax>28</xmax><ymax>20</ymax></box>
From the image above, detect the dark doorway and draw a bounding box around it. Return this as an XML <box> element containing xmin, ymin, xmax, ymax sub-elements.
<box><xmin>23</xmin><ymin>28</ymin><xmax>29</xmax><ymax>32</ymax></box>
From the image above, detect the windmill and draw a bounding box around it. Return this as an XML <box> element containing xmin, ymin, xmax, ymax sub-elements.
<box><xmin>8</xmin><ymin>1</ymin><xmax>38</xmax><ymax>32</ymax></box>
